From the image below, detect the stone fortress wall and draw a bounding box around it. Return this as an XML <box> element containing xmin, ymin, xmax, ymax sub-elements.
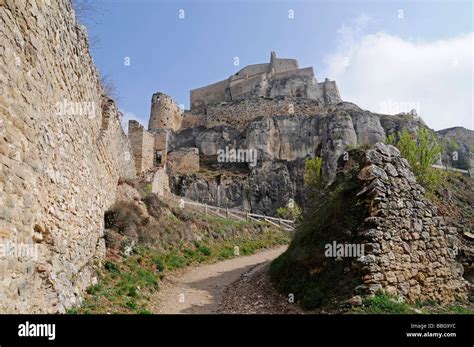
<box><xmin>0</xmin><ymin>0</ymin><xmax>135</xmax><ymax>313</ymax></box>
<box><xmin>182</xmin><ymin>97</ymin><xmax>325</xmax><ymax>130</ymax></box>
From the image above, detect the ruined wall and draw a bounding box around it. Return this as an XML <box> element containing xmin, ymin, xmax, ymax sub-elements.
<box><xmin>148</xmin><ymin>92</ymin><xmax>183</xmax><ymax>132</ymax></box>
<box><xmin>190</xmin><ymin>79</ymin><xmax>228</xmax><ymax>113</ymax></box>
<box><xmin>128</xmin><ymin>121</ymin><xmax>154</xmax><ymax>175</ymax></box>
<box><xmin>267</xmin><ymin>67</ymin><xmax>318</xmax><ymax>100</ymax></box>
<box><xmin>229</xmin><ymin>63</ymin><xmax>268</xmax><ymax>82</ymax></box>
<box><xmin>229</xmin><ymin>73</ymin><xmax>266</xmax><ymax>101</ymax></box>
<box><xmin>181</xmin><ymin>112</ymin><xmax>207</xmax><ymax>129</ymax></box>
<box><xmin>321</xmin><ymin>79</ymin><xmax>341</xmax><ymax>104</ymax></box>
<box><xmin>271</xmin><ymin>57</ymin><xmax>299</xmax><ymax>73</ymax></box>
<box><xmin>0</xmin><ymin>0</ymin><xmax>135</xmax><ymax>312</ymax></box>
<box><xmin>150</xmin><ymin>168</ymin><xmax>169</xmax><ymax>196</ymax></box>
<box><xmin>168</xmin><ymin>148</ymin><xmax>200</xmax><ymax>173</ymax></box>
<box><xmin>150</xmin><ymin>128</ymin><xmax>169</xmax><ymax>166</ymax></box>
<box><xmin>182</xmin><ymin>97</ymin><xmax>324</xmax><ymax>130</ymax></box>
<box><xmin>354</xmin><ymin>143</ymin><xmax>469</xmax><ymax>302</ymax></box>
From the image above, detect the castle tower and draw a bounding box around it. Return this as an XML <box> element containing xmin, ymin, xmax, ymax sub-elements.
<box><xmin>148</xmin><ymin>92</ymin><xmax>183</xmax><ymax>132</ymax></box>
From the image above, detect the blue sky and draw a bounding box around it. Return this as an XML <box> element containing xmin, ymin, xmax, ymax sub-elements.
<box><xmin>78</xmin><ymin>0</ymin><xmax>473</xmax><ymax>130</ymax></box>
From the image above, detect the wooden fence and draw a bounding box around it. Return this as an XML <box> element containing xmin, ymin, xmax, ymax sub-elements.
<box><xmin>431</xmin><ymin>164</ymin><xmax>472</xmax><ymax>177</ymax></box>
<box><xmin>161</xmin><ymin>192</ymin><xmax>295</xmax><ymax>231</ymax></box>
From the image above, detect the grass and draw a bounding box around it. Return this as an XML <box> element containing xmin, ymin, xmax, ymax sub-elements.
<box><xmin>354</xmin><ymin>292</ymin><xmax>412</xmax><ymax>314</ymax></box>
<box><xmin>68</xmin><ymin>226</ymin><xmax>291</xmax><ymax>314</ymax></box>
<box><xmin>269</xmin><ymin>167</ymin><xmax>366</xmax><ymax>310</ymax></box>
<box><xmin>351</xmin><ymin>291</ymin><xmax>474</xmax><ymax>314</ymax></box>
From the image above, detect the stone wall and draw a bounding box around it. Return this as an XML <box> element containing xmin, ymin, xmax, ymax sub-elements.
<box><xmin>151</xmin><ymin>168</ymin><xmax>169</xmax><ymax>196</ymax></box>
<box><xmin>181</xmin><ymin>112</ymin><xmax>207</xmax><ymax>129</ymax></box>
<box><xmin>190</xmin><ymin>79</ymin><xmax>229</xmax><ymax>113</ymax></box>
<box><xmin>321</xmin><ymin>79</ymin><xmax>341</xmax><ymax>104</ymax></box>
<box><xmin>128</xmin><ymin>120</ymin><xmax>154</xmax><ymax>175</ymax></box>
<box><xmin>354</xmin><ymin>143</ymin><xmax>469</xmax><ymax>302</ymax></box>
<box><xmin>150</xmin><ymin>128</ymin><xmax>169</xmax><ymax>166</ymax></box>
<box><xmin>0</xmin><ymin>0</ymin><xmax>135</xmax><ymax>312</ymax></box>
<box><xmin>168</xmin><ymin>148</ymin><xmax>200</xmax><ymax>173</ymax></box>
<box><xmin>182</xmin><ymin>97</ymin><xmax>325</xmax><ymax>130</ymax></box>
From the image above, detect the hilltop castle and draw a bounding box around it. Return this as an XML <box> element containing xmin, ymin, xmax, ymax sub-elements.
<box><xmin>128</xmin><ymin>52</ymin><xmax>343</xmax><ymax>178</ymax></box>
<box><xmin>190</xmin><ymin>51</ymin><xmax>341</xmax><ymax>112</ymax></box>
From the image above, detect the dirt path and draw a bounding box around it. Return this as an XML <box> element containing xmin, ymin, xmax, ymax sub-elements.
<box><xmin>152</xmin><ymin>246</ymin><xmax>287</xmax><ymax>314</ymax></box>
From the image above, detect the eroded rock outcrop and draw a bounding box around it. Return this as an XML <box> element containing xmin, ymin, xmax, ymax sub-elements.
<box><xmin>168</xmin><ymin>101</ymin><xmax>422</xmax><ymax>215</ymax></box>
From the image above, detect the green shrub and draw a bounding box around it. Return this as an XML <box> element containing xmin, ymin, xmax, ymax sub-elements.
<box><xmin>153</xmin><ymin>257</ymin><xmax>165</xmax><ymax>272</ymax></box>
<box><xmin>104</xmin><ymin>260</ymin><xmax>120</xmax><ymax>273</ymax></box>
<box><xmin>391</xmin><ymin>128</ymin><xmax>444</xmax><ymax>191</ymax></box>
<box><xmin>197</xmin><ymin>245</ymin><xmax>211</xmax><ymax>257</ymax></box>
<box><xmin>276</xmin><ymin>203</ymin><xmax>302</xmax><ymax>221</ymax></box>
<box><xmin>126</xmin><ymin>299</ymin><xmax>137</xmax><ymax>310</ymax></box>
<box><xmin>304</xmin><ymin>156</ymin><xmax>324</xmax><ymax>189</ymax></box>
<box><xmin>360</xmin><ymin>291</ymin><xmax>411</xmax><ymax>314</ymax></box>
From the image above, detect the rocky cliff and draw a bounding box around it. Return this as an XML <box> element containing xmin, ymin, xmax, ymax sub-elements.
<box><xmin>169</xmin><ymin>100</ymin><xmax>423</xmax><ymax>214</ymax></box>
<box><xmin>0</xmin><ymin>0</ymin><xmax>135</xmax><ymax>312</ymax></box>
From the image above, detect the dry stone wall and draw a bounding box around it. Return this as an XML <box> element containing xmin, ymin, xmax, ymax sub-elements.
<box><xmin>354</xmin><ymin>143</ymin><xmax>469</xmax><ymax>302</ymax></box>
<box><xmin>0</xmin><ymin>0</ymin><xmax>135</xmax><ymax>312</ymax></box>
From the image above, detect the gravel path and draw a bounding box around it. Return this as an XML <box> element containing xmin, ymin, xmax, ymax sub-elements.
<box><xmin>152</xmin><ymin>246</ymin><xmax>292</xmax><ymax>314</ymax></box>
<box><xmin>217</xmin><ymin>262</ymin><xmax>303</xmax><ymax>314</ymax></box>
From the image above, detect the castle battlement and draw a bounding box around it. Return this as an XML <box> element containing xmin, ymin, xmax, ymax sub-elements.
<box><xmin>190</xmin><ymin>52</ymin><xmax>341</xmax><ymax>112</ymax></box>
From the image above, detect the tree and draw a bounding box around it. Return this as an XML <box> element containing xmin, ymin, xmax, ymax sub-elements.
<box><xmin>304</xmin><ymin>156</ymin><xmax>324</xmax><ymax>189</ymax></box>
<box><xmin>392</xmin><ymin>128</ymin><xmax>444</xmax><ymax>191</ymax></box>
<box><xmin>276</xmin><ymin>201</ymin><xmax>302</xmax><ymax>221</ymax></box>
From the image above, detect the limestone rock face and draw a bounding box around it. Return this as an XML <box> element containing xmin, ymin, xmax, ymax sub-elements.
<box><xmin>168</xmin><ymin>101</ymin><xmax>414</xmax><ymax>214</ymax></box>
<box><xmin>0</xmin><ymin>1</ymin><xmax>135</xmax><ymax>312</ymax></box>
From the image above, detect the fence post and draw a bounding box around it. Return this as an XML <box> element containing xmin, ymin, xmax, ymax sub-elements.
<box><xmin>246</xmin><ymin>212</ymin><xmax>249</xmax><ymax>221</ymax></box>
<box><xmin>226</xmin><ymin>208</ymin><xmax>229</xmax><ymax>218</ymax></box>
<box><xmin>205</xmin><ymin>204</ymin><xmax>208</xmax><ymax>215</ymax></box>
<box><xmin>278</xmin><ymin>218</ymin><xmax>281</xmax><ymax>226</ymax></box>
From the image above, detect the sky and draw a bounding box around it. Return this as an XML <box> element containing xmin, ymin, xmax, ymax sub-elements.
<box><xmin>76</xmin><ymin>0</ymin><xmax>473</xmax><ymax>131</ymax></box>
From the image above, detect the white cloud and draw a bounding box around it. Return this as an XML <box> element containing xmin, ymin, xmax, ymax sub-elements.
<box><xmin>323</xmin><ymin>19</ymin><xmax>473</xmax><ymax>130</ymax></box>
